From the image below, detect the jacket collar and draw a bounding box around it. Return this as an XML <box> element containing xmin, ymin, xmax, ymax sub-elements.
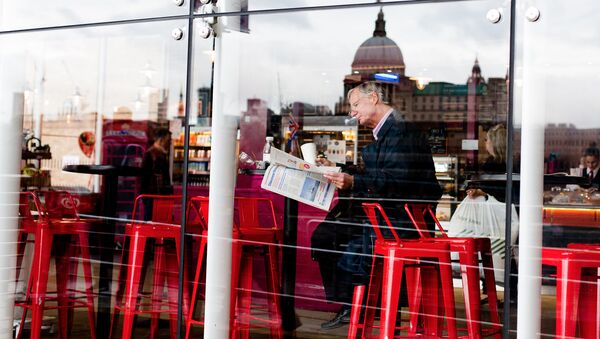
<box><xmin>375</xmin><ymin>110</ymin><xmax>399</xmax><ymax>141</ymax></box>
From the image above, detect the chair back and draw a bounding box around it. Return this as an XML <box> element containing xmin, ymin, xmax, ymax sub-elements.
<box><xmin>188</xmin><ymin>196</ymin><xmax>209</xmax><ymax>231</ymax></box>
<box><xmin>361</xmin><ymin>202</ymin><xmax>401</xmax><ymax>242</ymax></box>
<box><xmin>132</xmin><ymin>194</ymin><xmax>182</xmax><ymax>226</ymax></box>
<box><xmin>404</xmin><ymin>203</ymin><xmax>448</xmax><ymax>239</ymax></box>
<box><xmin>18</xmin><ymin>191</ymin><xmax>46</xmax><ymax>226</ymax></box>
<box><xmin>234</xmin><ymin>197</ymin><xmax>278</xmax><ymax>231</ymax></box>
<box><xmin>39</xmin><ymin>190</ymin><xmax>80</xmax><ymax>220</ymax></box>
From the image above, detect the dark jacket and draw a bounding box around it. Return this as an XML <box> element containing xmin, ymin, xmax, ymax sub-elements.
<box><xmin>582</xmin><ymin>168</ymin><xmax>600</xmax><ymax>189</ymax></box>
<box><xmin>141</xmin><ymin>146</ymin><xmax>173</xmax><ymax>195</ymax></box>
<box><xmin>346</xmin><ymin>111</ymin><xmax>442</xmax><ymax>237</ymax></box>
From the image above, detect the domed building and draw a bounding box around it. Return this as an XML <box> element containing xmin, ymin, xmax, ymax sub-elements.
<box><xmin>351</xmin><ymin>10</ymin><xmax>405</xmax><ymax>76</ymax></box>
<box><xmin>336</xmin><ymin>9</ymin><xmax>509</xmax><ymax>174</ymax></box>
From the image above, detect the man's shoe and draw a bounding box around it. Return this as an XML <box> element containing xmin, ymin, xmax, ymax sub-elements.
<box><xmin>321</xmin><ymin>306</ymin><xmax>351</xmax><ymax>330</ymax></box>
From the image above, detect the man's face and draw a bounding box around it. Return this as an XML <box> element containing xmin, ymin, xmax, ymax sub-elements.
<box><xmin>349</xmin><ymin>91</ymin><xmax>377</xmax><ymax>128</ymax></box>
<box><xmin>585</xmin><ymin>155</ymin><xmax>599</xmax><ymax>170</ymax></box>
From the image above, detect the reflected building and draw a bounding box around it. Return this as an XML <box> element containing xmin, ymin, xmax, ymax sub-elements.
<box><xmin>335</xmin><ymin>9</ymin><xmax>509</xmax><ymax>167</ymax></box>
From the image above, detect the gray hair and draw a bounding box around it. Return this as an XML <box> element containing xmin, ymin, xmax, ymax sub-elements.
<box><xmin>347</xmin><ymin>81</ymin><xmax>385</xmax><ymax>103</ymax></box>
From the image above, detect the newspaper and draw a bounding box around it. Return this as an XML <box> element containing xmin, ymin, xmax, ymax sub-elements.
<box><xmin>261</xmin><ymin>148</ymin><xmax>340</xmax><ymax>211</ymax></box>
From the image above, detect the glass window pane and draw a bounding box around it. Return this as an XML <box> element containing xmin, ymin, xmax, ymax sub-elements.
<box><xmin>0</xmin><ymin>0</ymin><xmax>187</xmax><ymax>31</ymax></box>
<box><xmin>516</xmin><ymin>0</ymin><xmax>600</xmax><ymax>337</ymax></box>
<box><xmin>0</xmin><ymin>19</ymin><xmax>189</xmax><ymax>337</ymax></box>
<box><xmin>195</xmin><ymin>1</ymin><xmax>511</xmax><ymax>337</ymax></box>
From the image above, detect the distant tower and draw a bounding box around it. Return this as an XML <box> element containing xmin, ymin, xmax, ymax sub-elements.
<box><xmin>466</xmin><ymin>57</ymin><xmax>485</xmax><ymax>169</ymax></box>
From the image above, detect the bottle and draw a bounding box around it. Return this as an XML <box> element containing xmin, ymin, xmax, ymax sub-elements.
<box><xmin>263</xmin><ymin>136</ymin><xmax>274</xmax><ymax>163</ymax></box>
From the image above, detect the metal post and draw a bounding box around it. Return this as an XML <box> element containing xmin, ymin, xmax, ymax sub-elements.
<box><xmin>93</xmin><ymin>38</ymin><xmax>107</xmax><ymax>193</ymax></box>
<box><xmin>203</xmin><ymin>8</ymin><xmax>242</xmax><ymax>338</ymax></box>
<box><xmin>516</xmin><ymin>5</ymin><xmax>545</xmax><ymax>338</ymax></box>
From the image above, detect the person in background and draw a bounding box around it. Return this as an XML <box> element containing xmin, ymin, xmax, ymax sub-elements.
<box><xmin>467</xmin><ymin>124</ymin><xmax>509</xmax><ymax>200</ymax></box>
<box><xmin>141</xmin><ymin>127</ymin><xmax>173</xmax><ymax>220</ymax></box>
<box><xmin>142</xmin><ymin>127</ymin><xmax>173</xmax><ymax>196</ymax></box>
<box><xmin>466</xmin><ymin>123</ymin><xmax>519</xmax><ymax>307</ymax></box>
<box><xmin>311</xmin><ymin>81</ymin><xmax>442</xmax><ymax>330</ymax></box>
<box><xmin>582</xmin><ymin>143</ymin><xmax>600</xmax><ymax>189</ymax></box>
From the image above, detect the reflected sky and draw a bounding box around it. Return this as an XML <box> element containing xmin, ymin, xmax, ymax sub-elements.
<box><xmin>1</xmin><ymin>0</ymin><xmax>599</xmax><ymax>128</ymax></box>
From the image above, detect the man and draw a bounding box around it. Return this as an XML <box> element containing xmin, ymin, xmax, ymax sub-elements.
<box><xmin>141</xmin><ymin>127</ymin><xmax>173</xmax><ymax>196</ymax></box>
<box><xmin>141</xmin><ymin>127</ymin><xmax>173</xmax><ymax>221</ymax></box>
<box><xmin>311</xmin><ymin>82</ymin><xmax>442</xmax><ymax>329</ymax></box>
<box><xmin>582</xmin><ymin>144</ymin><xmax>600</xmax><ymax>189</ymax></box>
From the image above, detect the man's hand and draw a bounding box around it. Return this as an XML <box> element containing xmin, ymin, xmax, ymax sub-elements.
<box><xmin>324</xmin><ymin>172</ymin><xmax>354</xmax><ymax>190</ymax></box>
<box><xmin>316</xmin><ymin>157</ymin><xmax>335</xmax><ymax>167</ymax></box>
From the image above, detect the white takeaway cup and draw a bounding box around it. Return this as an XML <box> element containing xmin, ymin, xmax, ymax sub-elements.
<box><xmin>301</xmin><ymin>142</ymin><xmax>317</xmax><ymax>164</ymax></box>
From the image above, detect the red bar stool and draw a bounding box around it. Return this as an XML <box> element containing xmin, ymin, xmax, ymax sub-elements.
<box><xmin>232</xmin><ymin>197</ymin><xmax>283</xmax><ymax>339</ymax></box>
<box><xmin>404</xmin><ymin>204</ymin><xmax>501</xmax><ymax>338</ymax></box>
<box><xmin>15</xmin><ymin>191</ymin><xmax>96</xmax><ymax>339</ymax></box>
<box><xmin>185</xmin><ymin>196</ymin><xmax>242</xmax><ymax>339</ymax></box>
<box><xmin>567</xmin><ymin>243</ymin><xmax>600</xmax><ymax>339</ymax></box>
<box><xmin>184</xmin><ymin>196</ymin><xmax>282</xmax><ymax>339</ymax></box>
<box><xmin>110</xmin><ymin>194</ymin><xmax>189</xmax><ymax>339</ymax></box>
<box><xmin>543</xmin><ymin>244</ymin><xmax>600</xmax><ymax>339</ymax></box>
<box><xmin>348</xmin><ymin>202</ymin><xmax>457</xmax><ymax>339</ymax></box>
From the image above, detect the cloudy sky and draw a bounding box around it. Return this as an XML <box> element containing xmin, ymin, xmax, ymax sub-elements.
<box><xmin>1</xmin><ymin>0</ymin><xmax>599</xmax><ymax>128</ymax></box>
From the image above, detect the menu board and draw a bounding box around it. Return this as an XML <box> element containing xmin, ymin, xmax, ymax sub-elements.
<box><xmin>428</xmin><ymin>127</ymin><xmax>447</xmax><ymax>155</ymax></box>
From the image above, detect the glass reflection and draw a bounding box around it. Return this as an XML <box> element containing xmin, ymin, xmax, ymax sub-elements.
<box><xmin>1</xmin><ymin>19</ymin><xmax>188</xmax><ymax>338</ymax></box>
<box><xmin>191</xmin><ymin>1</ymin><xmax>510</xmax><ymax>337</ymax></box>
<box><xmin>519</xmin><ymin>0</ymin><xmax>600</xmax><ymax>338</ymax></box>
<box><xmin>0</xmin><ymin>0</ymin><xmax>186</xmax><ymax>31</ymax></box>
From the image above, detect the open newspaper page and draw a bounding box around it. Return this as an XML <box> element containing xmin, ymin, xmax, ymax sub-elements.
<box><xmin>261</xmin><ymin>148</ymin><xmax>340</xmax><ymax>211</ymax></box>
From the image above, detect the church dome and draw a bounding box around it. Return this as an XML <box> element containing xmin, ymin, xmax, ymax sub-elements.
<box><xmin>351</xmin><ymin>10</ymin><xmax>405</xmax><ymax>74</ymax></box>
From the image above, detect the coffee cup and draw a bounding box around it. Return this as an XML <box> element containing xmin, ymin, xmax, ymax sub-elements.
<box><xmin>300</xmin><ymin>143</ymin><xmax>317</xmax><ymax>164</ymax></box>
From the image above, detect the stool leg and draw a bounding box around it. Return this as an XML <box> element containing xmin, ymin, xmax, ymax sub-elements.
<box><xmin>166</xmin><ymin>243</ymin><xmax>181</xmax><ymax>339</ymax></box>
<box><xmin>150</xmin><ymin>240</ymin><xmax>166</xmax><ymax>338</ymax></box>
<box><xmin>78</xmin><ymin>232</ymin><xmax>97</xmax><ymax>339</ymax></box>
<box><xmin>16</xmin><ymin>233</ymin><xmax>39</xmax><ymax>339</ymax></box>
<box><xmin>405</xmin><ymin>264</ymin><xmax>422</xmax><ymax>336</ymax></box>
<box><xmin>264</xmin><ymin>244</ymin><xmax>282</xmax><ymax>339</ymax></box>
<box><xmin>185</xmin><ymin>233</ymin><xmax>207</xmax><ymax>339</ymax></box>
<box><xmin>481</xmin><ymin>244</ymin><xmax>501</xmax><ymax>338</ymax></box>
<box><xmin>56</xmin><ymin>236</ymin><xmax>75</xmax><ymax>339</ymax></box>
<box><xmin>29</xmin><ymin>227</ymin><xmax>53</xmax><ymax>339</ymax></box>
<box><xmin>121</xmin><ymin>233</ymin><xmax>147</xmax><ymax>339</ymax></box>
<box><xmin>439</xmin><ymin>255</ymin><xmax>458</xmax><ymax>339</ymax></box>
<box><xmin>364</xmin><ymin>254</ymin><xmax>383</xmax><ymax>339</ymax></box>
<box><xmin>110</xmin><ymin>236</ymin><xmax>130</xmax><ymax>339</ymax></box>
<box><xmin>174</xmin><ymin>236</ymin><xmax>191</xmax><ymax>323</ymax></box>
<box><xmin>230</xmin><ymin>240</ymin><xmax>242</xmax><ymax>339</ymax></box>
<box><xmin>379</xmin><ymin>249</ymin><xmax>404</xmax><ymax>339</ymax></box>
<box><xmin>421</xmin><ymin>265</ymin><xmax>440</xmax><ymax>337</ymax></box>
<box><xmin>579</xmin><ymin>269</ymin><xmax>597</xmax><ymax>339</ymax></box>
<box><xmin>555</xmin><ymin>259</ymin><xmax>581</xmax><ymax>339</ymax></box>
<box><xmin>348</xmin><ymin>285</ymin><xmax>365</xmax><ymax>338</ymax></box>
<box><xmin>459</xmin><ymin>248</ymin><xmax>482</xmax><ymax>339</ymax></box>
<box><xmin>237</xmin><ymin>249</ymin><xmax>254</xmax><ymax>339</ymax></box>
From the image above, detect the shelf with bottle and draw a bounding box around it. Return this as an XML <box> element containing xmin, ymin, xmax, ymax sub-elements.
<box><xmin>173</xmin><ymin>130</ymin><xmax>212</xmax><ymax>148</ymax></box>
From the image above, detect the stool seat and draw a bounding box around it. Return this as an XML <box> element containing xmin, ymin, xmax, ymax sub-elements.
<box><xmin>348</xmin><ymin>202</ymin><xmax>458</xmax><ymax>339</ymax></box>
<box><xmin>405</xmin><ymin>203</ymin><xmax>501</xmax><ymax>338</ymax></box>
<box><xmin>542</xmin><ymin>246</ymin><xmax>600</xmax><ymax>339</ymax></box>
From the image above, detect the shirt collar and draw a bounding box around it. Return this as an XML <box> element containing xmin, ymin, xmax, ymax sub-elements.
<box><xmin>372</xmin><ymin>109</ymin><xmax>394</xmax><ymax>140</ymax></box>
